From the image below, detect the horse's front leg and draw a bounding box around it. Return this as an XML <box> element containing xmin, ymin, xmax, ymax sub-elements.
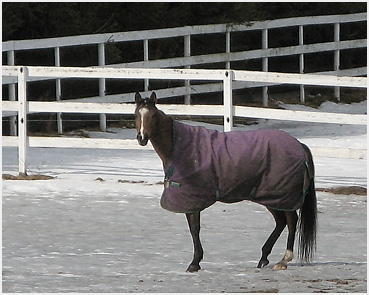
<box><xmin>185</xmin><ymin>212</ymin><xmax>203</xmax><ymax>272</ymax></box>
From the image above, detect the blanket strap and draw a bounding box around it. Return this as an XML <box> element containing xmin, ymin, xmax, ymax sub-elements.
<box><xmin>164</xmin><ymin>166</ymin><xmax>181</xmax><ymax>188</ymax></box>
<box><xmin>166</xmin><ymin>166</ymin><xmax>174</xmax><ymax>178</ymax></box>
<box><xmin>303</xmin><ymin>161</ymin><xmax>311</xmax><ymax>197</ymax></box>
<box><xmin>248</xmin><ymin>187</ymin><xmax>257</xmax><ymax>199</ymax></box>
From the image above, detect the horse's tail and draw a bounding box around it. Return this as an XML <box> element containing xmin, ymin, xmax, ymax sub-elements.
<box><xmin>298</xmin><ymin>144</ymin><xmax>317</xmax><ymax>263</ymax></box>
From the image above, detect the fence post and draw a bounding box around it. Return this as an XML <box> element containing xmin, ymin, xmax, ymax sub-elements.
<box><xmin>299</xmin><ymin>25</ymin><xmax>305</xmax><ymax>103</ymax></box>
<box><xmin>7</xmin><ymin>50</ymin><xmax>17</xmax><ymax>136</ymax></box>
<box><xmin>54</xmin><ymin>46</ymin><xmax>63</xmax><ymax>134</ymax></box>
<box><xmin>262</xmin><ymin>28</ymin><xmax>268</xmax><ymax>107</ymax></box>
<box><xmin>223</xmin><ymin>70</ymin><xmax>233</xmax><ymax>132</ymax></box>
<box><xmin>184</xmin><ymin>35</ymin><xmax>191</xmax><ymax>105</ymax></box>
<box><xmin>226</xmin><ymin>30</ymin><xmax>231</xmax><ymax>69</ymax></box>
<box><xmin>18</xmin><ymin>66</ymin><xmax>28</xmax><ymax>176</ymax></box>
<box><xmin>144</xmin><ymin>39</ymin><xmax>149</xmax><ymax>91</ymax></box>
<box><xmin>98</xmin><ymin>43</ymin><xmax>107</xmax><ymax>131</ymax></box>
<box><xmin>334</xmin><ymin>23</ymin><xmax>341</xmax><ymax>101</ymax></box>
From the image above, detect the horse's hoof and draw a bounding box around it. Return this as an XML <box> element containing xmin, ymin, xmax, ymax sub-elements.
<box><xmin>273</xmin><ymin>262</ymin><xmax>287</xmax><ymax>270</ymax></box>
<box><xmin>186</xmin><ymin>264</ymin><xmax>201</xmax><ymax>272</ymax></box>
<box><xmin>257</xmin><ymin>259</ymin><xmax>269</xmax><ymax>268</ymax></box>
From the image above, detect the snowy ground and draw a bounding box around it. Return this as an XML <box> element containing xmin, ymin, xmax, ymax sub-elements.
<box><xmin>2</xmin><ymin>101</ymin><xmax>367</xmax><ymax>292</ymax></box>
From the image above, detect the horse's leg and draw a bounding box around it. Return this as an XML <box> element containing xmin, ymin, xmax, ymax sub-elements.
<box><xmin>185</xmin><ymin>212</ymin><xmax>203</xmax><ymax>272</ymax></box>
<box><xmin>273</xmin><ymin>211</ymin><xmax>298</xmax><ymax>270</ymax></box>
<box><xmin>257</xmin><ymin>209</ymin><xmax>286</xmax><ymax>268</ymax></box>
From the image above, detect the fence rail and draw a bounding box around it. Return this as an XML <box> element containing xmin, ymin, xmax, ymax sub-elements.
<box><xmin>3</xmin><ymin>13</ymin><xmax>366</xmax><ymax>51</ymax></box>
<box><xmin>1</xmin><ymin>65</ymin><xmax>367</xmax><ymax>175</ymax></box>
<box><xmin>2</xmin><ymin>13</ymin><xmax>367</xmax><ymax>134</ymax></box>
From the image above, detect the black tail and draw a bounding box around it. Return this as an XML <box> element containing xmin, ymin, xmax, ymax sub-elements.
<box><xmin>298</xmin><ymin>145</ymin><xmax>317</xmax><ymax>262</ymax></box>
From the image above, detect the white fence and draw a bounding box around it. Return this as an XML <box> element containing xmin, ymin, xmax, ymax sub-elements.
<box><xmin>2</xmin><ymin>65</ymin><xmax>367</xmax><ymax>175</ymax></box>
<box><xmin>2</xmin><ymin>13</ymin><xmax>367</xmax><ymax>133</ymax></box>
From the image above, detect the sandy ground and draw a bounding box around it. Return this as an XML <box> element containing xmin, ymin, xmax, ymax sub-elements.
<box><xmin>2</xmin><ymin>178</ymin><xmax>366</xmax><ymax>293</ymax></box>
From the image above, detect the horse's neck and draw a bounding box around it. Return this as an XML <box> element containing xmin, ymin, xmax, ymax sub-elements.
<box><xmin>150</xmin><ymin>111</ymin><xmax>173</xmax><ymax>166</ymax></box>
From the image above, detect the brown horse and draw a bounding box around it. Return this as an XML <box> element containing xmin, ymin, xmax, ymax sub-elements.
<box><xmin>134</xmin><ymin>92</ymin><xmax>317</xmax><ymax>272</ymax></box>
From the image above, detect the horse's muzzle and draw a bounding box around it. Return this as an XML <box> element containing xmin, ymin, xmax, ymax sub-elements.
<box><xmin>137</xmin><ymin>133</ymin><xmax>149</xmax><ymax>146</ymax></box>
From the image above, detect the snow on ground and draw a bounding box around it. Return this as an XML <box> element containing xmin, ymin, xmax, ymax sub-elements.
<box><xmin>2</xmin><ymin>100</ymin><xmax>367</xmax><ymax>292</ymax></box>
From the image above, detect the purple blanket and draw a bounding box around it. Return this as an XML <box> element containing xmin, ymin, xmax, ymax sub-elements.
<box><xmin>161</xmin><ymin>121</ymin><xmax>306</xmax><ymax>213</ymax></box>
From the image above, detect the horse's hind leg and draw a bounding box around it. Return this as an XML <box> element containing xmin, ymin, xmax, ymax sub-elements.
<box><xmin>257</xmin><ymin>209</ymin><xmax>286</xmax><ymax>268</ymax></box>
<box><xmin>273</xmin><ymin>211</ymin><xmax>298</xmax><ymax>270</ymax></box>
<box><xmin>185</xmin><ymin>212</ymin><xmax>203</xmax><ymax>272</ymax></box>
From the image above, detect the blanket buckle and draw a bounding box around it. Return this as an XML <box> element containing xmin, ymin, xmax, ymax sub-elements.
<box><xmin>164</xmin><ymin>166</ymin><xmax>181</xmax><ymax>188</ymax></box>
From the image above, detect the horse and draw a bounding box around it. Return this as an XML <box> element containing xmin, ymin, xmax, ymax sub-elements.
<box><xmin>134</xmin><ymin>91</ymin><xmax>317</xmax><ymax>272</ymax></box>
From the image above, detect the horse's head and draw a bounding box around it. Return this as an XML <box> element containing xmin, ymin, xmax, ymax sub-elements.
<box><xmin>134</xmin><ymin>92</ymin><xmax>158</xmax><ymax>146</ymax></box>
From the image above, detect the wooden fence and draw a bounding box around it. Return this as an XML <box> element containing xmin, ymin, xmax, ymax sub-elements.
<box><xmin>2</xmin><ymin>66</ymin><xmax>367</xmax><ymax>175</ymax></box>
<box><xmin>2</xmin><ymin>13</ymin><xmax>367</xmax><ymax>134</ymax></box>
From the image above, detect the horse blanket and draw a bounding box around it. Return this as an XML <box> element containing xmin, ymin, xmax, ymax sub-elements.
<box><xmin>160</xmin><ymin>121</ymin><xmax>307</xmax><ymax>213</ymax></box>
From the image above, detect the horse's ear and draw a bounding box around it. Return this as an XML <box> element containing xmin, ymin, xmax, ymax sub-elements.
<box><xmin>149</xmin><ymin>92</ymin><xmax>157</xmax><ymax>104</ymax></box>
<box><xmin>135</xmin><ymin>92</ymin><xmax>142</xmax><ymax>104</ymax></box>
